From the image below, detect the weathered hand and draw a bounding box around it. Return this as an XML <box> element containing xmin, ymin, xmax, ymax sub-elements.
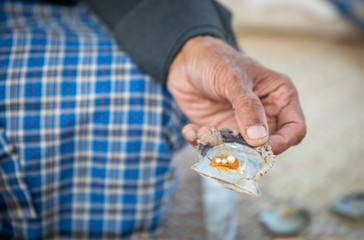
<box><xmin>167</xmin><ymin>36</ymin><xmax>306</xmax><ymax>154</ymax></box>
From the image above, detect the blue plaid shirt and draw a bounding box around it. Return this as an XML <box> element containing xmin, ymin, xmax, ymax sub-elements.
<box><xmin>0</xmin><ymin>1</ymin><xmax>187</xmax><ymax>239</ymax></box>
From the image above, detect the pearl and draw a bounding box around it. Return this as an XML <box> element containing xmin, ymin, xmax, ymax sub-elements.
<box><xmin>227</xmin><ymin>155</ymin><xmax>235</xmax><ymax>163</ymax></box>
<box><xmin>222</xmin><ymin>158</ymin><xmax>228</xmax><ymax>164</ymax></box>
<box><xmin>215</xmin><ymin>158</ymin><xmax>222</xmax><ymax>163</ymax></box>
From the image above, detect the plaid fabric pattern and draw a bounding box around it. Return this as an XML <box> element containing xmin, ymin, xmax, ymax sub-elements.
<box><xmin>0</xmin><ymin>1</ymin><xmax>187</xmax><ymax>239</ymax></box>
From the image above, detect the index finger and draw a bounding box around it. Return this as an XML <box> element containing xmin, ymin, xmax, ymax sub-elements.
<box><xmin>268</xmin><ymin>99</ymin><xmax>306</xmax><ymax>154</ymax></box>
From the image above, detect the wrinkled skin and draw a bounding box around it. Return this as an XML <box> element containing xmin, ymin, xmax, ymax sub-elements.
<box><xmin>167</xmin><ymin>36</ymin><xmax>306</xmax><ymax>154</ymax></box>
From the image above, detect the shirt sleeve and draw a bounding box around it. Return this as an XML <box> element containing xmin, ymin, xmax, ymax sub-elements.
<box><xmin>86</xmin><ymin>0</ymin><xmax>238</xmax><ymax>83</ymax></box>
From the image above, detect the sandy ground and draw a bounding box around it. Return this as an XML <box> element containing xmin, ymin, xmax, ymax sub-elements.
<box><xmin>233</xmin><ymin>32</ymin><xmax>364</xmax><ymax>240</ymax></box>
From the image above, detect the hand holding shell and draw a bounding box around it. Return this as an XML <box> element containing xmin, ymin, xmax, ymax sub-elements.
<box><xmin>192</xmin><ymin>128</ymin><xmax>275</xmax><ymax>197</ymax></box>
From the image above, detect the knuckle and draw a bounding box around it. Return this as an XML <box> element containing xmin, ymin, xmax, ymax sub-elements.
<box><xmin>281</xmin><ymin>76</ymin><xmax>298</xmax><ymax>96</ymax></box>
<box><xmin>273</xmin><ymin>72</ymin><xmax>295</xmax><ymax>87</ymax></box>
<box><xmin>272</xmin><ymin>72</ymin><xmax>292</xmax><ymax>84</ymax></box>
<box><xmin>270</xmin><ymin>74</ymin><xmax>299</xmax><ymax>105</ymax></box>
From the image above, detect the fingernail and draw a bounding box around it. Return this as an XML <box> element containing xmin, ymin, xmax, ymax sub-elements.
<box><xmin>183</xmin><ymin>128</ymin><xmax>196</xmax><ymax>142</ymax></box>
<box><xmin>246</xmin><ymin>125</ymin><xmax>267</xmax><ymax>140</ymax></box>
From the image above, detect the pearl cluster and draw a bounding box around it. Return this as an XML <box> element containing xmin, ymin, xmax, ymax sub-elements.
<box><xmin>215</xmin><ymin>155</ymin><xmax>236</xmax><ymax>164</ymax></box>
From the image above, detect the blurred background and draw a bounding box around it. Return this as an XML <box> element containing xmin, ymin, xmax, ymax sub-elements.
<box><xmin>159</xmin><ymin>0</ymin><xmax>364</xmax><ymax>239</ymax></box>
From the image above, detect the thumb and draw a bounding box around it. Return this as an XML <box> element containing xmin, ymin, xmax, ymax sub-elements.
<box><xmin>231</xmin><ymin>90</ymin><xmax>268</xmax><ymax>147</ymax></box>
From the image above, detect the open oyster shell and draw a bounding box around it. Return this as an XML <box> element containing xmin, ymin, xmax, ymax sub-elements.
<box><xmin>331</xmin><ymin>193</ymin><xmax>364</xmax><ymax>219</ymax></box>
<box><xmin>258</xmin><ymin>203</ymin><xmax>309</xmax><ymax>236</ymax></box>
<box><xmin>192</xmin><ymin>128</ymin><xmax>275</xmax><ymax>197</ymax></box>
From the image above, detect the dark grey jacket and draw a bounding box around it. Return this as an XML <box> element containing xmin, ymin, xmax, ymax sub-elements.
<box><xmin>45</xmin><ymin>0</ymin><xmax>238</xmax><ymax>83</ymax></box>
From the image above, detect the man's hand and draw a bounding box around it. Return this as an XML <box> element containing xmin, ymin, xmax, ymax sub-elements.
<box><xmin>167</xmin><ymin>36</ymin><xmax>306</xmax><ymax>154</ymax></box>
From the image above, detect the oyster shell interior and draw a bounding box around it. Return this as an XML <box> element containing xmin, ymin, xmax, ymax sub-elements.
<box><xmin>192</xmin><ymin>128</ymin><xmax>275</xmax><ymax>197</ymax></box>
